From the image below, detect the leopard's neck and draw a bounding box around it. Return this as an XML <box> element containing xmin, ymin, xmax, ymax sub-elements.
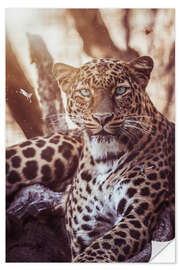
<box><xmin>82</xmin><ymin>133</ymin><xmax>128</xmax><ymax>175</ymax></box>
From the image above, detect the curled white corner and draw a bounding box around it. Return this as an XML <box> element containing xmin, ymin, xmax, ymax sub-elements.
<box><xmin>150</xmin><ymin>240</ymin><xmax>175</xmax><ymax>263</ymax></box>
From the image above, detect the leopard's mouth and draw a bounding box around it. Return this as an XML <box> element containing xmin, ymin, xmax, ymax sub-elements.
<box><xmin>94</xmin><ymin>130</ymin><xmax>110</xmax><ymax>136</ymax></box>
<box><xmin>84</xmin><ymin>121</ymin><xmax>122</xmax><ymax>136</ymax></box>
<box><xmin>85</xmin><ymin>126</ymin><xmax>118</xmax><ymax>137</ymax></box>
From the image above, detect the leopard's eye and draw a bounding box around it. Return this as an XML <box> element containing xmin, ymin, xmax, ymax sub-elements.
<box><xmin>80</xmin><ymin>89</ymin><xmax>91</xmax><ymax>97</ymax></box>
<box><xmin>115</xmin><ymin>86</ymin><xmax>127</xmax><ymax>95</ymax></box>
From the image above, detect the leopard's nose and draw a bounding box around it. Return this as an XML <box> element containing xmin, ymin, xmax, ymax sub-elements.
<box><xmin>92</xmin><ymin>113</ymin><xmax>114</xmax><ymax>126</ymax></box>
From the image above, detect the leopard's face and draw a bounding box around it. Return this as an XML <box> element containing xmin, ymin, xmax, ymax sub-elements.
<box><xmin>53</xmin><ymin>57</ymin><xmax>154</xmax><ymax>139</ymax></box>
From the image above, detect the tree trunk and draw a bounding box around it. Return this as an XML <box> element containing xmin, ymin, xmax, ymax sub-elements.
<box><xmin>27</xmin><ymin>33</ymin><xmax>68</xmax><ymax>135</ymax></box>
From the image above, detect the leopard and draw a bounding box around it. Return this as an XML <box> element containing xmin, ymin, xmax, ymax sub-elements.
<box><xmin>6</xmin><ymin>56</ymin><xmax>175</xmax><ymax>262</ymax></box>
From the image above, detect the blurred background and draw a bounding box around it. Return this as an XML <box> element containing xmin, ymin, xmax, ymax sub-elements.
<box><xmin>6</xmin><ymin>8</ymin><xmax>175</xmax><ymax>146</ymax></box>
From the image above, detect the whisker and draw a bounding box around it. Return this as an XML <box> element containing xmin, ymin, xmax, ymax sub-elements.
<box><xmin>124</xmin><ymin>114</ymin><xmax>162</xmax><ymax>122</ymax></box>
<box><xmin>124</xmin><ymin>115</ymin><xmax>154</xmax><ymax>119</ymax></box>
<box><xmin>125</xmin><ymin>127</ymin><xmax>140</xmax><ymax>139</ymax></box>
<box><xmin>119</xmin><ymin>126</ymin><xmax>137</xmax><ymax>141</ymax></box>
<box><xmin>109</xmin><ymin>123</ymin><xmax>123</xmax><ymax>128</ymax></box>
<box><xmin>45</xmin><ymin>115</ymin><xmax>67</xmax><ymax>120</ymax></box>
<box><xmin>44</xmin><ymin>112</ymin><xmax>83</xmax><ymax>119</ymax></box>
<box><xmin>85</xmin><ymin>124</ymin><xmax>98</xmax><ymax>128</ymax></box>
<box><xmin>124</xmin><ymin>124</ymin><xmax>151</xmax><ymax>135</ymax></box>
<box><xmin>125</xmin><ymin>120</ymin><xmax>152</xmax><ymax>128</ymax></box>
<box><xmin>44</xmin><ymin>115</ymin><xmax>82</xmax><ymax>120</ymax></box>
<box><xmin>44</xmin><ymin>113</ymin><xmax>66</xmax><ymax>118</ymax></box>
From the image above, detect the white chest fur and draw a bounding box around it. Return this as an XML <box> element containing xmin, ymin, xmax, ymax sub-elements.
<box><xmin>89</xmin><ymin>136</ymin><xmax>121</xmax><ymax>175</ymax></box>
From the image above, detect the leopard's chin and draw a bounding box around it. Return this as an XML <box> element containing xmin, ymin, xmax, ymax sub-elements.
<box><xmin>85</xmin><ymin>129</ymin><xmax>120</xmax><ymax>144</ymax></box>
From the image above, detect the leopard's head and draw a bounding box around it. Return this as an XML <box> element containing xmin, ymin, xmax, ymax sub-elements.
<box><xmin>53</xmin><ymin>57</ymin><xmax>154</xmax><ymax>138</ymax></box>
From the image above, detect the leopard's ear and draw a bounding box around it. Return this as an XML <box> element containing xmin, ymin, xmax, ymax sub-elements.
<box><xmin>52</xmin><ymin>63</ymin><xmax>78</xmax><ymax>94</ymax></box>
<box><xmin>128</xmin><ymin>56</ymin><xmax>154</xmax><ymax>89</ymax></box>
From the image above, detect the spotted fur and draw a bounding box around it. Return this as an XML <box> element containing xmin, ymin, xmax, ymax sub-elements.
<box><xmin>6</xmin><ymin>56</ymin><xmax>175</xmax><ymax>262</ymax></box>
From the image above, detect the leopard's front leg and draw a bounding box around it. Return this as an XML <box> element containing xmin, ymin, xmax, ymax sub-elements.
<box><xmin>73</xmin><ymin>209</ymin><xmax>153</xmax><ymax>262</ymax></box>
